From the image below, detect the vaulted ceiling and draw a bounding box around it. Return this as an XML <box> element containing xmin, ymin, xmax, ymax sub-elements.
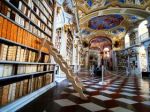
<box><xmin>75</xmin><ymin>0</ymin><xmax>150</xmax><ymax>50</ymax></box>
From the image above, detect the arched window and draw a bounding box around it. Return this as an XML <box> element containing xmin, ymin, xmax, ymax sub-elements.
<box><xmin>138</xmin><ymin>20</ymin><xmax>149</xmax><ymax>41</ymax></box>
<box><xmin>129</xmin><ymin>31</ymin><xmax>136</xmax><ymax>46</ymax></box>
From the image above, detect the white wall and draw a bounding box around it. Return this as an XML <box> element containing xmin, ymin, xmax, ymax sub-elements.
<box><xmin>125</xmin><ymin>33</ymin><xmax>130</xmax><ymax>48</ymax></box>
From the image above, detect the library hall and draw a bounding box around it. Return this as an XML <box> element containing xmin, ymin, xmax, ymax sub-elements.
<box><xmin>0</xmin><ymin>0</ymin><xmax>150</xmax><ymax>112</ymax></box>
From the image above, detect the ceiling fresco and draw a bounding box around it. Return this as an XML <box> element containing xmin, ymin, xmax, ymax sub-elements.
<box><xmin>90</xmin><ymin>36</ymin><xmax>111</xmax><ymax>43</ymax></box>
<box><xmin>76</xmin><ymin>0</ymin><xmax>150</xmax><ymax>15</ymax></box>
<box><xmin>111</xmin><ymin>27</ymin><xmax>125</xmax><ymax>34</ymax></box>
<box><xmin>89</xmin><ymin>37</ymin><xmax>112</xmax><ymax>50</ymax></box>
<box><xmin>85</xmin><ymin>0</ymin><xmax>146</xmax><ymax>8</ymax></box>
<box><xmin>88</xmin><ymin>14</ymin><xmax>124</xmax><ymax>30</ymax></box>
<box><xmin>74</xmin><ymin>0</ymin><xmax>150</xmax><ymax>51</ymax></box>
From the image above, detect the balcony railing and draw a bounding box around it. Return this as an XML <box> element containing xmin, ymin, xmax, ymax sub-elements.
<box><xmin>139</xmin><ymin>32</ymin><xmax>149</xmax><ymax>42</ymax></box>
<box><xmin>130</xmin><ymin>38</ymin><xmax>140</xmax><ymax>46</ymax></box>
<box><xmin>130</xmin><ymin>32</ymin><xmax>149</xmax><ymax>46</ymax></box>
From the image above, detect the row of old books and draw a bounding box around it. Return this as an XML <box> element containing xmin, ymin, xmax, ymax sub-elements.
<box><xmin>41</xmin><ymin>0</ymin><xmax>53</xmax><ymax>16</ymax></box>
<box><xmin>0</xmin><ymin>64</ymin><xmax>14</xmax><ymax>77</ymax></box>
<box><xmin>0</xmin><ymin>64</ymin><xmax>54</xmax><ymax>77</ymax></box>
<box><xmin>2</xmin><ymin>0</ymin><xmax>52</xmax><ymax>35</ymax></box>
<box><xmin>0</xmin><ymin>43</ymin><xmax>49</xmax><ymax>63</ymax></box>
<box><xmin>0</xmin><ymin>2</ymin><xmax>51</xmax><ymax>51</ymax></box>
<box><xmin>0</xmin><ymin>73</ymin><xmax>53</xmax><ymax>107</ymax></box>
<box><xmin>22</xmin><ymin>0</ymin><xmax>53</xmax><ymax>28</ymax></box>
<box><xmin>33</xmin><ymin>0</ymin><xmax>53</xmax><ymax>22</ymax></box>
<box><xmin>0</xmin><ymin>16</ymin><xmax>47</xmax><ymax>52</ymax></box>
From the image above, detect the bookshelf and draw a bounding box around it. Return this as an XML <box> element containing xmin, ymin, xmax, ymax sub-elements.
<box><xmin>66</xmin><ymin>29</ymin><xmax>73</xmax><ymax>65</ymax></box>
<box><xmin>55</xmin><ymin>28</ymin><xmax>62</xmax><ymax>52</ymax></box>
<box><xmin>116</xmin><ymin>52</ymin><xmax>127</xmax><ymax>71</ymax></box>
<box><xmin>0</xmin><ymin>0</ymin><xmax>55</xmax><ymax>108</ymax></box>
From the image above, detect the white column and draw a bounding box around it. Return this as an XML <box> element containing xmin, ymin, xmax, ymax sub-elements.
<box><xmin>137</xmin><ymin>51</ymin><xmax>141</xmax><ymax>74</ymax></box>
<box><xmin>85</xmin><ymin>50</ymin><xmax>89</xmax><ymax>70</ymax></box>
<box><xmin>145</xmin><ymin>46</ymin><xmax>149</xmax><ymax>71</ymax></box>
<box><xmin>51</xmin><ymin>4</ymin><xmax>58</xmax><ymax>64</ymax></box>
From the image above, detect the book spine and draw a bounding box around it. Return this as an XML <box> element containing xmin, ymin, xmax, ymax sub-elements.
<box><xmin>2</xmin><ymin>18</ymin><xmax>8</xmax><ymax>38</ymax></box>
<box><xmin>1</xmin><ymin>85</ymin><xmax>9</xmax><ymax>106</ymax></box>
<box><xmin>2</xmin><ymin>64</ymin><xmax>12</xmax><ymax>77</ymax></box>
<box><xmin>15</xmin><ymin>82</ymin><xmax>21</xmax><ymax>99</ymax></box>
<box><xmin>0</xmin><ymin>16</ymin><xmax>4</xmax><ymax>37</ymax></box>
<box><xmin>6</xmin><ymin>21</ymin><xmax>12</xmax><ymax>40</ymax></box>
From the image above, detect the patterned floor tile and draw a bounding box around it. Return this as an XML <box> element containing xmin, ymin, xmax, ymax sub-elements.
<box><xmin>120</xmin><ymin>92</ymin><xmax>136</xmax><ymax>97</ymax></box>
<box><xmin>71</xmin><ymin>93</ymin><xmax>80</xmax><ymax>97</ymax></box>
<box><xmin>142</xmin><ymin>101</ymin><xmax>150</xmax><ymax>106</ymax></box>
<box><xmin>140</xmin><ymin>95</ymin><xmax>150</xmax><ymax>99</ymax></box>
<box><xmin>116</xmin><ymin>98</ymin><xmax>138</xmax><ymax>104</ymax></box>
<box><xmin>20</xmin><ymin>72</ymin><xmax>150</xmax><ymax>112</ymax></box>
<box><xmin>122</xmin><ymin>88</ymin><xmax>136</xmax><ymax>92</ymax></box>
<box><xmin>106</xmin><ymin>87</ymin><xmax>118</xmax><ymax>90</ymax></box>
<box><xmin>92</xmin><ymin>95</ymin><xmax>111</xmax><ymax>101</ymax></box>
<box><xmin>54</xmin><ymin>99</ymin><xmax>76</xmax><ymax>107</ymax></box>
<box><xmin>90</xmin><ymin>85</ymin><xmax>101</xmax><ymax>89</ymax></box>
<box><xmin>111</xmin><ymin>84</ymin><xmax>120</xmax><ymax>87</ymax></box>
<box><xmin>84</xmin><ymin>82</ymin><xmax>94</xmax><ymax>85</ymax></box>
<box><xmin>79</xmin><ymin>102</ymin><xmax>105</xmax><ymax>111</ymax></box>
<box><xmin>101</xmin><ymin>90</ymin><xmax>115</xmax><ymax>94</ymax></box>
<box><xmin>86</xmin><ymin>88</ymin><xmax>97</xmax><ymax>92</ymax></box>
<box><xmin>110</xmin><ymin>107</ymin><xmax>134</xmax><ymax>112</ymax></box>
<box><xmin>123</xmin><ymin>86</ymin><xmax>136</xmax><ymax>89</ymax></box>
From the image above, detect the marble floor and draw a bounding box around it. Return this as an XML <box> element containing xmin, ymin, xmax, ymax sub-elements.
<box><xmin>19</xmin><ymin>73</ymin><xmax>150</xmax><ymax>112</ymax></box>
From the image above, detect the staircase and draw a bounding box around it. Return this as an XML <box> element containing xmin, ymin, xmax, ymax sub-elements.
<box><xmin>39</xmin><ymin>39</ymin><xmax>88</xmax><ymax>100</ymax></box>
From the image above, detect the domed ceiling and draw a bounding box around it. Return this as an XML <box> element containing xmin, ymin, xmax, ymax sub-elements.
<box><xmin>76</xmin><ymin>0</ymin><xmax>150</xmax><ymax>51</ymax></box>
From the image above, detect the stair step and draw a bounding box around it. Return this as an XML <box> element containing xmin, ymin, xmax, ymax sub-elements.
<box><xmin>57</xmin><ymin>54</ymin><xmax>63</xmax><ymax>58</ymax></box>
<box><xmin>47</xmin><ymin>40</ymin><xmax>53</xmax><ymax>46</ymax></box>
<box><xmin>62</xmin><ymin>61</ymin><xmax>67</xmax><ymax>65</ymax></box>
<box><xmin>52</xmin><ymin>48</ymin><xmax>58</xmax><ymax>52</ymax></box>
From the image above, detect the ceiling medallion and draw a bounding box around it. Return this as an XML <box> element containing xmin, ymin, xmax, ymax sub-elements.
<box><xmin>88</xmin><ymin>14</ymin><xmax>124</xmax><ymax>30</ymax></box>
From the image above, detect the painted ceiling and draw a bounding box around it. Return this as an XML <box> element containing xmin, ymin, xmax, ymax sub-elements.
<box><xmin>90</xmin><ymin>37</ymin><xmax>112</xmax><ymax>50</ymax></box>
<box><xmin>111</xmin><ymin>27</ymin><xmax>125</xmax><ymax>34</ymax></box>
<box><xmin>88</xmin><ymin>14</ymin><xmax>124</xmax><ymax>30</ymax></box>
<box><xmin>90</xmin><ymin>37</ymin><xmax>111</xmax><ymax>43</ymax></box>
<box><xmin>72</xmin><ymin>0</ymin><xmax>150</xmax><ymax>51</ymax></box>
<box><xmin>77</xmin><ymin>0</ymin><xmax>150</xmax><ymax>15</ymax></box>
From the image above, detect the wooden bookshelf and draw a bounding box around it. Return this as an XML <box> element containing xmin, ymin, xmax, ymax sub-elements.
<box><xmin>4</xmin><ymin>0</ymin><xmax>52</xmax><ymax>38</ymax></box>
<box><xmin>0</xmin><ymin>0</ymin><xmax>55</xmax><ymax>108</ymax></box>
<box><xmin>0</xmin><ymin>70</ymin><xmax>54</xmax><ymax>86</ymax></box>
<box><xmin>55</xmin><ymin>28</ymin><xmax>62</xmax><ymax>52</ymax></box>
<box><xmin>66</xmin><ymin>29</ymin><xmax>73</xmax><ymax>65</ymax></box>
